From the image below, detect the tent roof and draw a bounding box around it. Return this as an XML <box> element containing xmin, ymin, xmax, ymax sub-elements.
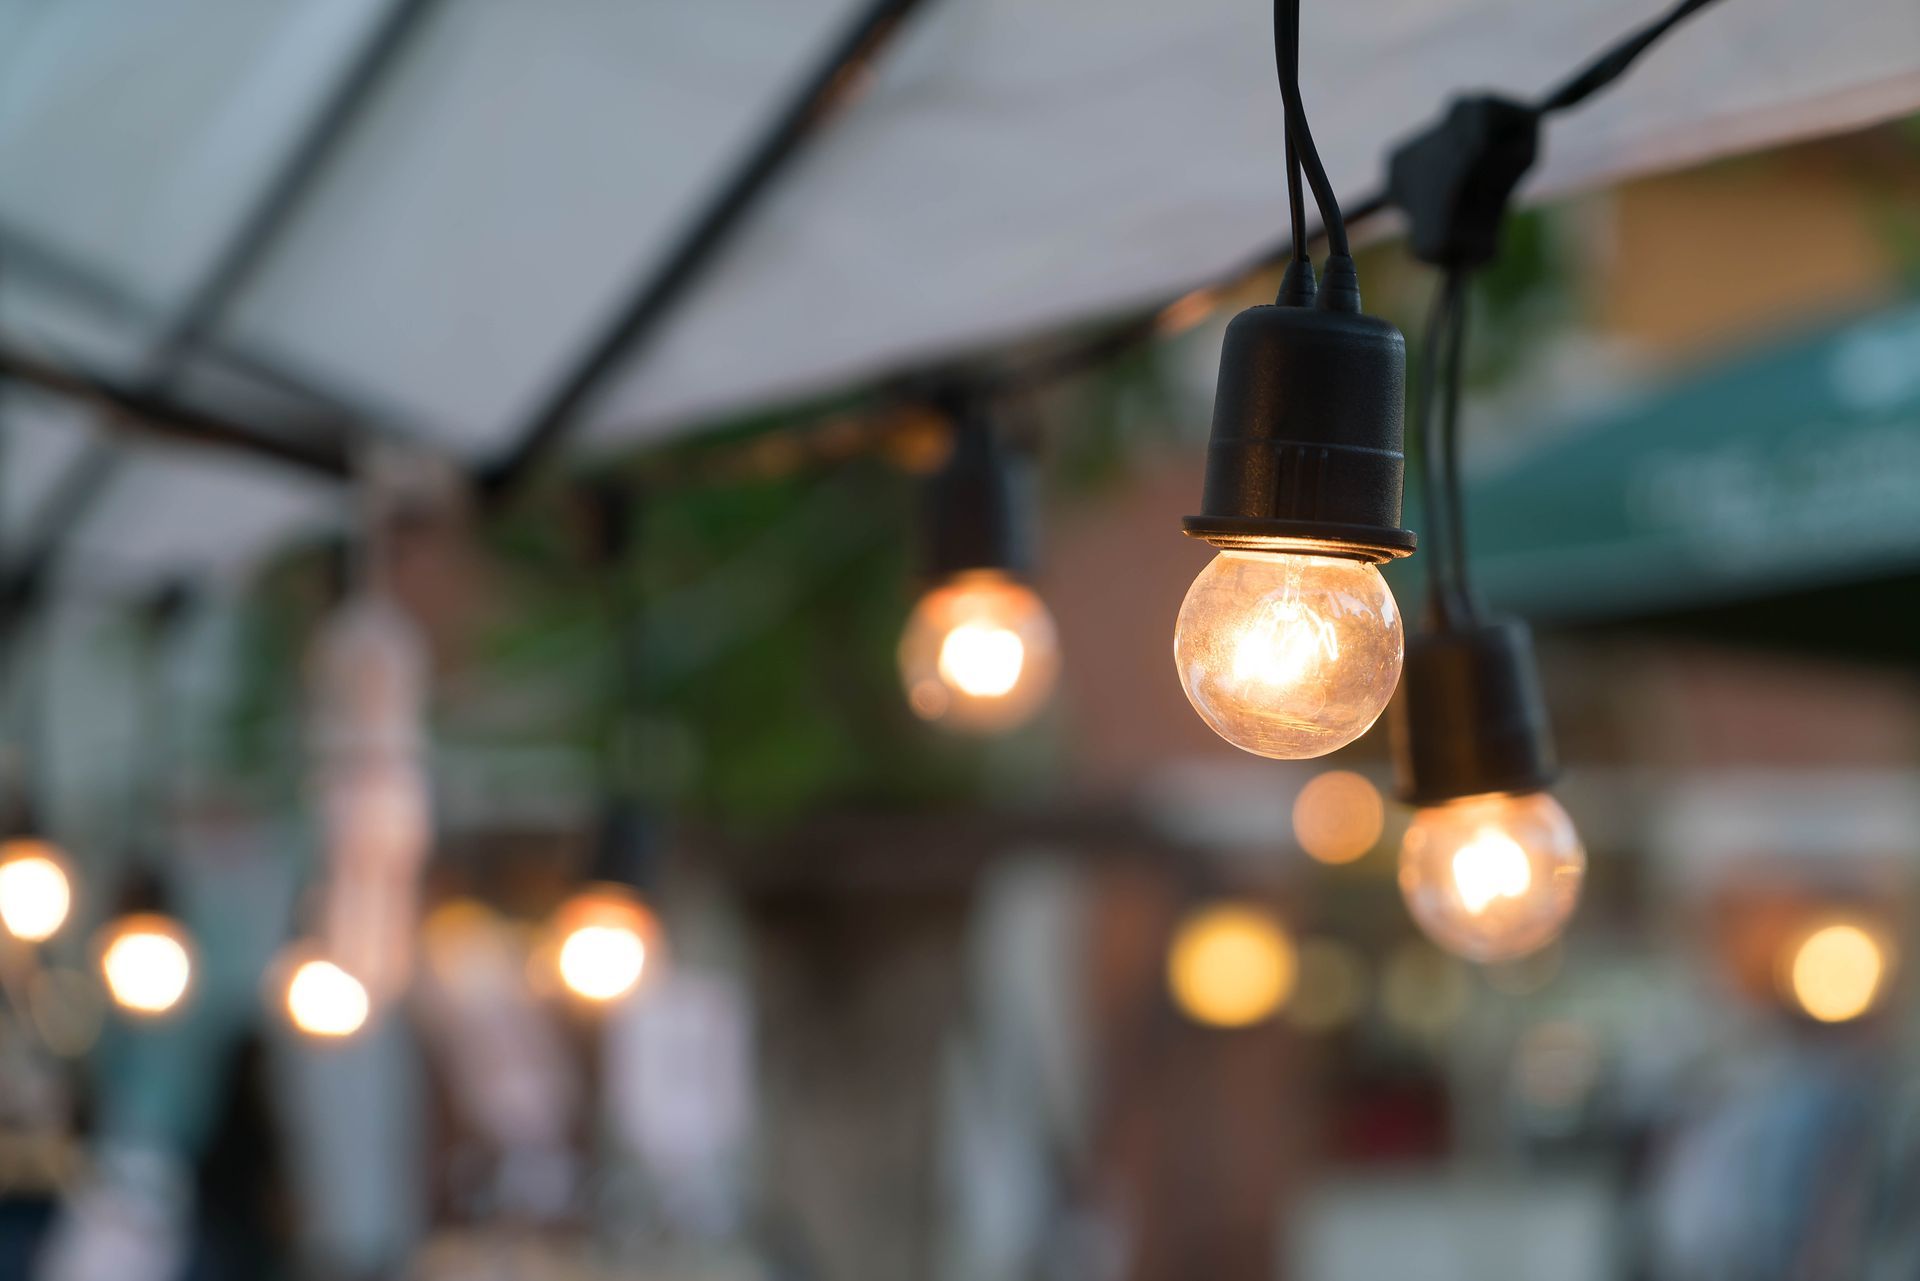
<box><xmin>2</xmin><ymin>0</ymin><xmax>1918</xmax><ymax>591</ymax></box>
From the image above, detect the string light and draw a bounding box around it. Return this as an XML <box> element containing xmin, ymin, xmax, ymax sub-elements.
<box><xmin>547</xmin><ymin>884</ymin><xmax>661</xmax><ymax>1005</ymax></box>
<box><xmin>901</xmin><ymin>405</ymin><xmax>1059</xmax><ymax>734</ymax></box>
<box><xmin>899</xmin><ymin>570</ymin><xmax>1059</xmax><ymax>732</ymax></box>
<box><xmin>1166</xmin><ymin>902</ymin><xmax>1296</xmax><ymax>1028</ymax></box>
<box><xmin>1397</xmin><ymin>791</ymin><xmax>1584</xmax><ymax>963</ymax></box>
<box><xmin>0</xmin><ymin>839</ymin><xmax>73</xmax><ymax>943</ymax></box>
<box><xmin>98</xmin><ymin>913</ymin><xmax>194</xmax><ymax>1017</ymax></box>
<box><xmin>282</xmin><ymin>953</ymin><xmax>372</xmax><ymax>1038</ymax></box>
<box><xmin>1175</xmin><ymin>0</ymin><xmax>1413</xmax><ymax>760</ymax></box>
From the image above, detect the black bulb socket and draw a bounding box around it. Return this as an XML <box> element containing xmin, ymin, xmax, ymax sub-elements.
<box><xmin>1183</xmin><ymin>290</ymin><xmax>1415</xmax><ymax>562</ymax></box>
<box><xmin>1389</xmin><ymin>619</ymin><xmax>1558</xmax><ymax>806</ymax></box>
<box><xmin>921</xmin><ymin>410</ymin><xmax>1034</xmax><ymax>582</ymax></box>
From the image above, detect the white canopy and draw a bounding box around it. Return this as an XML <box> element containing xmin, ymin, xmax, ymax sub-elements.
<box><xmin>2</xmin><ymin>0</ymin><xmax>1917</xmax><ymax>590</ymax></box>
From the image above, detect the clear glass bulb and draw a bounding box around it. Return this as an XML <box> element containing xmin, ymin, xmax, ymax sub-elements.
<box><xmin>99</xmin><ymin>913</ymin><xmax>194</xmax><ymax>1016</ymax></box>
<box><xmin>1398</xmin><ymin>791</ymin><xmax>1585</xmax><ymax>963</ymax></box>
<box><xmin>1173</xmin><ymin>550</ymin><xmax>1403</xmax><ymax>759</ymax></box>
<box><xmin>898</xmin><ymin>569</ymin><xmax>1060</xmax><ymax>734</ymax></box>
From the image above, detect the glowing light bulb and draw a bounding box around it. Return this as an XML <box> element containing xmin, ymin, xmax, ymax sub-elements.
<box><xmin>1398</xmin><ymin>791</ymin><xmax>1584</xmax><ymax>963</ymax></box>
<box><xmin>899</xmin><ymin>569</ymin><xmax>1059</xmax><ymax>733</ymax></box>
<box><xmin>1174</xmin><ymin>551</ymin><xmax>1402</xmax><ymax>759</ymax></box>
<box><xmin>0</xmin><ymin>841</ymin><xmax>72</xmax><ymax>943</ymax></box>
<box><xmin>1166</xmin><ymin>902</ymin><xmax>1295</xmax><ymax>1028</ymax></box>
<box><xmin>550</xmin><ymin>885</ymin><xmax>659</xmax><ymax>1004</ymax></box>
<box><xmin>1784</xmin><ymin>922</ymin><xmax>1890</xmax><ymax>1024</ymax></box>
<box><xmin>285</xmin><ymin>958</ymin><xmax>370</xmax><ymax>1038</ymax></box>
<box><xmin>98</xmin><ymin>914</ymin><xmax>193</xmax><ymax>1016</ymax></box>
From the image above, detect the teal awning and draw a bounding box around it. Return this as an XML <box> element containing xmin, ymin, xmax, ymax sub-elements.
<box><xmin>1394</xmin><ymin>301</ymin><xmax>1920</xmax><ymax>625</ymax></box>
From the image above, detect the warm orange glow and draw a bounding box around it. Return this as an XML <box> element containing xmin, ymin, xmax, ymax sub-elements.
<box><xmin>286</xmin><ymin>958</ymin><xmax>371</xmax><ymax>1038</ymax></box>
<box><xmin>1785</xmin><ymin>923</ymin><xmax>1890</xmax><ymax>1024</ymax></box>
<box><xmin>549</xmin><ymin>885</ymin><xmax>660</xmax><ymax>1005</ymax></box>
<box><xmin>99</xmin><ymin>914</ymin><xmax>194</xmax><ymax>1016</ymax></box>
<box><xmin>1166</xmin><ymin>903</ymin><xmax>1295</xmax><ymax>1028</ymax></box>
<box><xmin>898</xmin><ymin>570</ymin><xmax>1060</xmax><ymax>734</ymax></box>
<box><xmin>1398</xmin><ymin>791</ymin><xmax>1584</xmax><ymax>963</ymax></box>
<box><xmin>1292</xmin><ymin>771</ymin><xmax>1385</xmax><ymax>865</ymax></box>
<box><xmin>0</xmin><ymin>841</ymin><xmax>72</xmax><ymax>943</ymax></box>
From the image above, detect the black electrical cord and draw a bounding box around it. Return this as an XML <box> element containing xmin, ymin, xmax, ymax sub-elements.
<box><xmin>1276</xmin><ymin>0</ymin><xmax>1308</xmax><ymax>269</ymax></box>
<box><xmin>1411</xmin><ymin>273</ymin><xmax>1467</xmax><ymax>630</ymax></box>
<box><xmin>1275</xmin><ymin>0</ymin><xmax>1349</xmax><ymax>260</ymax></box>
<box><xmin>1537</xmin><ymin>0</ymin><xmax>1722</xmax><ymax>114</ymax></box>
<box><xmin>1436</xmin><ymin>271</ymin><xmax>1474</xmax><ymax>621</ymax></box>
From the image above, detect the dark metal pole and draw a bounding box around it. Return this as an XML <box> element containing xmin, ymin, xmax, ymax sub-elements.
<box><xmin>0</xmin><ymin>0</ymin><xmax>443</xmax><ymax>617</ymax></box>
<box><xmin>477</xmin><ymin>0</ymin><xmax>939</xmax><ymax>504</ymax></box>
<box><xmin>0</xmin><ymin>346</ymin><xmax>351</xmax><ymax>479</ymax></box>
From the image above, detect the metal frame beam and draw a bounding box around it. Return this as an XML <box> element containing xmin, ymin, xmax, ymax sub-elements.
<box><xmin>0</xmin><ymin>0</ymin><xmax>443</xmax><ymax>617</ymax></box>
<box><xmin>478</xmin><ymin>0</ymin><xmax>940</xmax><ymax>503</ymax></box>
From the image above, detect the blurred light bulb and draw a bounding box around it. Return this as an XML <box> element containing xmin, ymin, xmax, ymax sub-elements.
<box><xmin>99</xmin><ymin>914</ymin><xmax>193</xmax><ymax>1016</ymax></box>
<box><xmin>1174</xmin><ymin>551</ymin><xmax>1402</xmax><ymax>759</ymax></box>
<box><xmin>1292</xmin><ymin>770</ymin><xmax>1385</xmax><ymax>865</ymax></box>
<box><xmin>286</xmin><ymin>958</ymin><xmax>370</xmax><ymax>1038</ymax></box>
<box><xmin>899</xmin><ymin>570</ymin><xmax>1059</xmax><ymax>733</ymax></box>
<box><xmin>1398</xmin><ymin>791</ymin><xmax>1584</xmax><ymax>963</ymax></box>
<box><xmin>1784</xmin><ymin>922</ymin><xmax>1890</xmax><ymax>1024</ymax></box>
<box><xmin>0</xmin><ymin>841</ymin><xmax>72</xmax><ymax>943</ymax></box>
<box><xmin>550</xmin><ymin>885</ymin><xmax>659</xmax><ymax>1004</ymax></box>
<box><xmin>1166</xmin><ymin>902</ymin><xmax>1295</xmax><ymax>1028</ymax></box>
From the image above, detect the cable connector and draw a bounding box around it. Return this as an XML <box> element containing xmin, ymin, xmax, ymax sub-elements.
<box><xmin>1386</xmin><ymin>95</ymin><xmax>1539</xmax><ymax>270</ymax></box>
<box><xmin>1276</xmin><ymin>258</ymin><xmax>1317</xmax><ymax>307</ymax></box>
<box><xmin>1315</xmin><ymin>253</ymin><xmax>1362</xmax><ymax>314</ymax></box>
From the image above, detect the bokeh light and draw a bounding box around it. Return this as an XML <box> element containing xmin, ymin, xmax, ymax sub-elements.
<box><xmin>286</xmin><ymin>958</ymin><xmax>371</xmax><ymax>1038</ymax></box>
<box><xmin>0</xmin><ymin>841</ymin><xmax>72</xmax><ymax>943</ymax></box>
<box><xmin>1292</xmin><ymin>771</ymin><xmax>1385</xmax><ymax>865</ymax></box>
<box><xmin>1166</xmin><ymin>902</ymin><xmax>1296</xmax><ymax>1028</ymax></box>
<box><xmin>99</xmin><ymin>914</ymin><xmax>194</xmax><ymax>1016</ymax></box>
<box><xmin>549</xmin><ymin>884</ymin><xmax>661</xmax><ymax>1005</ymax></box>
<box><xmin>898</xmin><ymin>570</ymin><xmax>1060</xmax><ymax>734</ymax></box>
<box><xmin>1784</xmin><ymin>921</ymin><xmax>1891</xmax><ymax>1024</ymax></box>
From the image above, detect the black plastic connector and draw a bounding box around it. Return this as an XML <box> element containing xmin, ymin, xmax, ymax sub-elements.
<box><xmin>1389</xmin><ymin>619</ymin><xmax>1558</xmax><ymax>805</ymax></box>
<box><xmin>1386</xmin><ymin>95</ymin><xmax>1540</xmax><ymax>270</ymax></box>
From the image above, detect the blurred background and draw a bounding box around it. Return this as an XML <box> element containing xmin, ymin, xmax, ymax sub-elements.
<box><xmin>0</xmin><ymin>2</ymin><xmax>1919</xmax><ymax>1279</ymax></box>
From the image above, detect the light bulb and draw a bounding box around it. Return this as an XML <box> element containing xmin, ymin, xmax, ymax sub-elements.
<box><xmin>98</xmin><ymin>913</ymin><xmax>193</xmax><ymax>1016</ymax></box>
<box><xmin>550</xmin><ymin>884</ymin><xmax>659</xmax><ymax>1004</ymax></box>
<box><xmin>898</xmin><ymin>569</ymin><xmax>1059</xmax><ymax>734</ymax></box>
<box><xmin>1174</xmin><ymin>551</ymin><xmax>1402</xmax><ymax>759</ymax></box>
<box><xmin>1166</xmin><ymin>902</ymin><xmax>1296</xmax><ymax>1028</ymax></box>
<box><xmin>0</xmin><ymin>840</ymin><xmax>72</xmax><ymax>943</ymax></box>
<box><xmin>285</xmin><ymin>958</ymin><xmax>371</xmax><ymax>1038</ymax></box>
<box><xmin>1398</xmin><ymin>791</ymin><xmax>1585</xmax><ymax>963</ymax></box>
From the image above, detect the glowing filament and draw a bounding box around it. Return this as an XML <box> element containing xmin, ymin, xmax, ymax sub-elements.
<box><xmin>101</xmin><ymin>919</ymin><xmax>192</xmax><ymax>1015</ymax></box>
<box><xmin>1451</xmin><ymin>826</ymin><xmax>1532</xmax><ymax>914</ymax></box>
<box><xmin>937</xmin><ymin>623</ymin><xmax>1026</xmax><ymax>698</ymax></box>
<box><xmin>558</xmin><ymin>924</ymin><xmax>648</xmax><ymax>1003</ymax></box>
<box><xmin>1229</xmin><ymin>592</ymin><xmax>1340</xmax><ymax>693</ymax></box>
<box><xmin>0</xmin><ymin>850</ymin><xmax>71</xmax><ymax>943</ymax></box>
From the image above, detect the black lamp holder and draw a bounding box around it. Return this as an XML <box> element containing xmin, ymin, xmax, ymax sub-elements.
<box><xmin>1184</xmin><ymin>0</ymin><xmax>1414</xmax><ymax>565</ymax></box>
<box><xmin>1390</xmin><ymin>619</ymin><xmax>1557</xmax><ymax>805</ymax></box>
<box><xmin>921</xmin><ymin>398</ymin><xmax>1034</xmax><ymax>581</ymax></box>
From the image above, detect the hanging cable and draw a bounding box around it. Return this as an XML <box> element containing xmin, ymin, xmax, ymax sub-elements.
<box><xmin>1436</xmin><ymin>272</ymin><xmax>1475</xmax><ymax>622</ymax></box>
<box><xmin>1276</xmin><ymin>0</ymin><xmax>1308</xmax><ymax>267</ymax></box>
<box><xmin>1275</xmin><ymin>0</ymin><xmax>1349</xmax><ymax>260</ymax></box>
<box><xmin>1411</xmin><ymin>273</ymin><xmax>1467</xmax><ymax>630</ymax></box>
<box><xmin>1537</xmin><ymin>0</ymin><xmax>1721</xmax><ymax>114</ymax></box>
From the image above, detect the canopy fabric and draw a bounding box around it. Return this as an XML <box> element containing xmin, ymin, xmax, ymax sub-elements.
<box><xmin>1429</xmin><ymin>301</ymin><xmax>1920</xmax><ymax>623</ymax></box>
<box><xmin>2</xmin><ymin>0</ymin><xmax>1918</xmax><ymax>590</ymax></box>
